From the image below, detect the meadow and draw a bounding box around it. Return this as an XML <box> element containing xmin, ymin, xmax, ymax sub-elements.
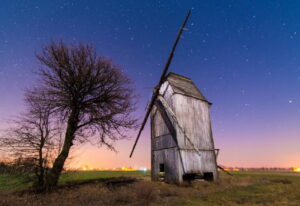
<box><xmin>1</xmin><ymin>170</ymin><xmax>300</xmax><ymax>206</ymax></box>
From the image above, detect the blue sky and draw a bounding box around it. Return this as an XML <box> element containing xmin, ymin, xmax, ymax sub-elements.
<box><xmin>0</xmin><ymin>0</ymin><xmax>299</xmax><ymax>168</ymax></box>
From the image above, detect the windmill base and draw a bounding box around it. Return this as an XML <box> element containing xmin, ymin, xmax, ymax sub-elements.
<box><xmin>152</xmin><ymin>170</ymin><xmax>218</xmax><ymax>184</ymax></box>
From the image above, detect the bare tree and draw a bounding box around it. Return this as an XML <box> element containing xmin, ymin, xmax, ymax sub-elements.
<box><xmin>28</xmin><ymin>41</ymin><xmax>137</xmax><ymax>190</ymax></box>
<box><xmin>0</xmin><ymin>97</ymin><xmax>60</xmax><ymax>188</ymax></box>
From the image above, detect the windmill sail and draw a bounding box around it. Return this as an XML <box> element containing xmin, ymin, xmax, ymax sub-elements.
<box><xmin>129</xmin><ymin>10</ymin><xmax>191</xmax><ymax>158</ymax></box>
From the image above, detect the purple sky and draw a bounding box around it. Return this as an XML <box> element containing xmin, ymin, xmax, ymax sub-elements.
<box><xmin>0</xmin><ymin>1</ymin><xmax>299</xmax><ymax>168</ymax></box>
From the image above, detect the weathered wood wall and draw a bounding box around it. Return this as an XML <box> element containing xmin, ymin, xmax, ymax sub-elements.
<box><xmin>151</xmin><ymin>74</ymin><xmax>218</xmax><ymax>183</ymax></box>
<box><xmin>172</xmin><ymin>93</ymin><xmax>218</xmax><ymax>180</ymax></box>
<box><xmin>151</xmin><ymin>81</ymin><xmax>181</xmax><ymax>183</ymax></box>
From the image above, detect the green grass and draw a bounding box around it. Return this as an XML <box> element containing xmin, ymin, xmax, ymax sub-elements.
<box><xmin>172</xmin><ymin>171</ymin><xmax>300</xmax><ymax>206</ymax></box>
<box><xmin>59</xmin><ymin>170</ymin><xmax>150</xmax><ymax>183</ymax></box>
<box><xmin>0</xmin><ymin>173</ymin><xmax>33</xmax><ymax>191</ymax></box>
<box><xmin>1</xmin><ymin>171</ymin><xmax>300</xmax><ymax>205</ymax></box>
<box><xmin>186</xmin><ymin>182</ymin><xmax>300</xmax><ymax>206</ymax></box>
<box><xmin>0</xmin><ymin>170</ymin><xmax>150</xmax><ymax>191</ymax></box>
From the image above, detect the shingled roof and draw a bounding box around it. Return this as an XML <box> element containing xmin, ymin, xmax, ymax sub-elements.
<box><xmin>165</xmin><ymin>72</ymin><xmax>211</xmax><ymax>104</ymax></box>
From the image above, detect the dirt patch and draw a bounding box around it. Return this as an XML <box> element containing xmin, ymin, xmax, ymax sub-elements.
<box><xmin>269</xmin><ymin>178</ymin><xmax>292</xmax><ymax>184</ymax></box>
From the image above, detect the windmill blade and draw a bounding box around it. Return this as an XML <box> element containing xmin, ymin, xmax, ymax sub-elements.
<box><xmin>157</xmin><ymin>9</ymin><xmax>191</xmax><ymax>85</ymax></box>
<box><xmin>129</xmin><ymin>10</ymin><xmax>192</xmax><ymax>158</ymax></box>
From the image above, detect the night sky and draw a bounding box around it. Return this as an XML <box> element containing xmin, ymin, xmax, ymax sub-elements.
<box><xmin>0</xmin><ymin>1</ymin><xmax>299</xmax><ymax>169</ymax></box>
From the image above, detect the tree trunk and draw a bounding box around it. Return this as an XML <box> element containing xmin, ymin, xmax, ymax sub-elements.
<box><xmin>45</xmin><ymin>109</ymin><xmax>79</xmax><ymax>190</ymax></box>
<box><xmin>38</xmin><ymin>146</ymin><xmax>44</xmax><ymax>187</ymax></box>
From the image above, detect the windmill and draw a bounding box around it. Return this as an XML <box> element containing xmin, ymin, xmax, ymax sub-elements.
<box><xmin>130</xmin><ymin>10</ymin><xmax>219</xmax><ymax>184</ymax></box>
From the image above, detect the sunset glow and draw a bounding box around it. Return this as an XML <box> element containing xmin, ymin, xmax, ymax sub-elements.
<box><xmin>73</xmin><ymin>163</ymin><xmax>149</xmax><ymax>172</ymax></box>
<box><xmin>79</xmin><ymin>165</ymin><xmax>93</xmax><ymax>171</ymax></box>
<box><xmin>121</xmin><ymin>167</ymin><xmax>136</xmax><ymax>171</ymax></box>
<box><xmin>224</xmin><ymin>168</ymin><xmax>240</xmax><ymax>172</ymax></box>
<box><xmin>293</xmin><ymin>168</ymin><xmax>300</xmax><ymax>172</ymax></box>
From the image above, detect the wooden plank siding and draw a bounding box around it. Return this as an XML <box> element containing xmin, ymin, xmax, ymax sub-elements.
<box><xmin>151</xmin><ymin>73</ymin><xmax>218</xmax><ymax>184</ymax></box>
<box><xmin>172</xmin><ymin>94</ymin><xmax>213</xmax><ymax>150</ymax></box>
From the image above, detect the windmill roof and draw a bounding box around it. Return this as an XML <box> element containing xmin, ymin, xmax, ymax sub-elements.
<box><xmin>166</xmin><ymin>72</ymin><xmax>211</xmax><ymax>103</ymax></box>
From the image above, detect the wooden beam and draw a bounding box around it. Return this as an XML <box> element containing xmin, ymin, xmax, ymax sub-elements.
<box><xmin>154</xmin><ymin>97</ymin><xmax>186</xmax><ymax>174</ymax></box>
<box><xmin>154</xmin><ymin>100</ymin><xmax>177</xmax><ymax>142</ymax></box>
<box><xmin>153</xmin><ymin>146</ymin><xmax>178</xmax><ymax>152</ymax></box>
<box><xmin>178</xmin><ymin>148</ymin><xmax>219</xmax><ymax>151</ymax></box>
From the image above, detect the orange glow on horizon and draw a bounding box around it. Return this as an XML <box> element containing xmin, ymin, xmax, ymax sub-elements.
<box><xmin>59</xmin><ymin>139</ymin><xmax>300</xmax><ymax>171</ymax></box>
<box><xmin>74</xmin><ymin>164</ymin><xmax>149</xmax><ymax>172</ymax></box>
<box><xmin>121</xmin><ymin>167</ymin><xmax>136</xmax><ymax>171</ymax></box>
<box><xmin>224</xmin><ymin>168</ymin><xmax>240</xmax><ymax>171</ymax></box>
<box><xmin>293</xmin><ymin>168</ymin><xmax>300</xmax><ymax>172</ymax></box>
<box><xmin>79</xmin><ymin>165</ymin><xmax>94</xmax><ymax>171</ymax></box>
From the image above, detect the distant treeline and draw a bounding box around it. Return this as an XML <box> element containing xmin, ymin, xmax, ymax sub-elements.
<box><xmin>224</xmin><ymin>167</ymin><xmax>296</xmax><ymax>171</ymax></box>
<box><xmin>0</xmin><ymin>158</ymin><xmax>40</xmax><ymax>174</ymax></box>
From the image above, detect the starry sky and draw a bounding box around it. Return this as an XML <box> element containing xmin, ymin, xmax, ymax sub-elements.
<box><xmin>0</xmin><ymin>0</ymin><xmax>300</xmax><ymax>169</ymax></box>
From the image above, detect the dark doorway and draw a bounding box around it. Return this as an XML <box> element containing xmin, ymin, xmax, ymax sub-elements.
<box><xmin>159</xmin><ymin>163</ymin><xmax>165</xmax><ymax>172</ymax></box>
<box><xmin>203</xmin><ymin>172</ymin><xmax>214</xmax><ymax>181</ymax></box>
<box><xmin>183</xmin><ymin>173</ymin><xmax>196</xmax><ymax>181</ymax></box>
<box><xmin>159</xmin><ymin>163</ymin><xmax>165</xmax><ymax>181</ymax></box>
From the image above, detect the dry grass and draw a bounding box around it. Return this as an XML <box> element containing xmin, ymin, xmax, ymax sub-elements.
<box><xmin>1</xmin><ymin>171</ymin><xmax>300</xmax><ymax>206</ymax></box>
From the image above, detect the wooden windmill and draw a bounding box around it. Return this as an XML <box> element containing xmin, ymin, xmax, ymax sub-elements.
<box><xmin>130</xmin><ymin>10</ymin><xmax>219</xmax><ymax>184</ymax></box>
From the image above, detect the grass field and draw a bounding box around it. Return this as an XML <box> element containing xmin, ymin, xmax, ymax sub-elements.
<box><xmin>0</xmin><ymin>170</ymin><xmax>150</xmax><ymax>191</ymax></box>
<box><xmin>1</xmin><ymin>170</ymin><xmax>300</xmax><ymax>206</ymax></box>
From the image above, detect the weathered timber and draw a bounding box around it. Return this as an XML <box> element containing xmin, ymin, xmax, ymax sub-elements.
<box><xmin>151</xmin><ymin>73</ymin><xmax>219</xmax><ymax>184</ymax></box>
